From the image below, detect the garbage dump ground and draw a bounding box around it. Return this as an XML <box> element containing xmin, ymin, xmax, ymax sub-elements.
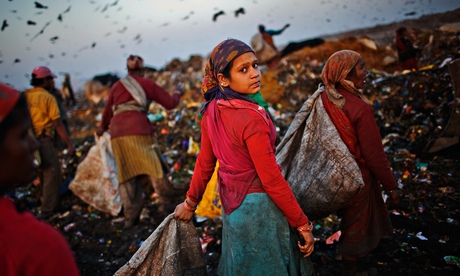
<box><xmin>11</xmin><ymin>9</ymin><xmax>460</xmax><ymax>276</ymax></box>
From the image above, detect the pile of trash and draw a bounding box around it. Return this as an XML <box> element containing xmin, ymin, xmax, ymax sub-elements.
<box><xmin>11</xmin><ymin>22</ymin><xmax>460</xmax><ymax>275</ymax></box>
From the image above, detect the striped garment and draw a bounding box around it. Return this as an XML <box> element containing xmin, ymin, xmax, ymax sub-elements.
<box><xmin>111</xmin><ymin>134</ymin><xmax>162</xmax><ymax>183</ymax></box>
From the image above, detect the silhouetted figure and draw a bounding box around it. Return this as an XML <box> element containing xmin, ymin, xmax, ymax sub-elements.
<box><xmin>61</xmin><ymin>73</ymin><xmax>76</xmax><ymax>106</ymax></box>
<box><xmin>395</xmin><ymin>27</ymin><xmax>420</xmax><ymax>71</ymax></box>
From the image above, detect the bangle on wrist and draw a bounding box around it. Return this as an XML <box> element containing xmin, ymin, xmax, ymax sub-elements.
<box><xmin>297</xmin><ymin>221</ymin><xmax>313</xmax><ymax>232</ymax></box>
<box><xmin>184</xmin><ymin>198</ymin><xmax>197</xmax><ymax>212</ymax></box>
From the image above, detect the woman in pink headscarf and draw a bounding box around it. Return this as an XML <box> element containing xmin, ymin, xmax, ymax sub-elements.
<box><xmin>320</xmin><ymin>50</ymin><xmax>401</xmax><ymax>275</ymax></box>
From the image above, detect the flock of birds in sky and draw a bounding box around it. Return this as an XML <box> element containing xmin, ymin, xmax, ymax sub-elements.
<box><xmin>0</xmin><ymin>0</ymin><xmax>247</xmax><ymax>69</ymax></box>
<box><xmin>1</xmin><ymin>0</ymin><xmax>428</xmax><ymax>83</ymax></box>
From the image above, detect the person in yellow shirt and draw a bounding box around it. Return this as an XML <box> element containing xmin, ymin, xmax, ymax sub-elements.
<box><xmin>25</xmin><ymin>66</ymin><xmax>74</xmax><ymax>219</ymax></box>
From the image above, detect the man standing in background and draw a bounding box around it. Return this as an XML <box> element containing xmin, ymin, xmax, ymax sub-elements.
<box><xmin>25</xmin><ymin>66</ymin><xmax>75</xmax><ymax>219</ymax></box>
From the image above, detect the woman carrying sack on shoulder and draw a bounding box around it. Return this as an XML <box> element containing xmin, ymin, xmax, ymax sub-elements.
<box><xmin>174</xmin><ymin>39</ymin><xmax>315</xmax><ymax>275</ymax></box>
<box><xmin>320</xmin><ymin>50</ymin><xmax>401</xmax><ymax>275</ymax></box>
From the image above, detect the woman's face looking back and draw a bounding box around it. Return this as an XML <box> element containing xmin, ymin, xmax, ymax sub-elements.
<box><xmin>221</xmin><ymin>52</ymin><xmax>261</xmax><ymax>95</ymax></box>
<box><xmin>348</xmin><ymin>58</ymin><xmax>368</xmax><ymax>89</ymax></box>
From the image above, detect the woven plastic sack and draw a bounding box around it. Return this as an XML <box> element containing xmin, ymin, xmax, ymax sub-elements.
<box><xmin>69</xmin><ymin>133</ymin><xmax>122</xmax><ymax>216</ymax></box>
<box><xmin>275</xmin><ymin>87</ymin><xmax>364</xmax><ymax>220</ymax></box>
<box><xmin>114</xmin><ymin>214</ymin><xmax>206</xmax><ymax>276</ymax></box>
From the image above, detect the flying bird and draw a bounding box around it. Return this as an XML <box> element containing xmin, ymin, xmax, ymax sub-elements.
<box><xmin>57</xmin><ymin>14</ymin><xmax>63</xmax><ymax>22</ymax></box>
<box><xmin>101</xmin><ymin>4</ymin><xmax>109</xmax><ymax>13</ymax></box>
<box><xmin>27</xmin><ymin>20</ymin><xmax>37</xmax><ymax>25</ymax></box>
<box><xmin>30</xmin><ymin>21</ymin><xmax>51</xmax><ymax>41</ymax></box>
<box><xmin>235</xmin><ymin>7</ymin><xmax>245</xmax><ymax>17</ymax></box>
<box><xmin>50</xmin><ymin>36</ymin><xmax>59</xmax><ymax>43</ymax></box>
<box><xmin>91</xmin><ymin>42</ymin><xmax>96</xmax><ymax>48</ymax></box>
<box><xmin>13</xmin><ymin>58</ymin><xmax>21</xmax><ymax>63</ymax></box>
<box><xmin>34</xmin><ymin>1</ymin><xmax>48</xmax><ymax>9</ymax></box>
<box><xmin>213</xmin><ymin>10</ymin><xmax>225</xmax><ymax>22</ymax></box>
<box><xmin>117</xmin><ymin>26</ymin><xmax>127</xmax><ymax>33</ymax></box>
<box><xmin>404</xmin><ymin>11</ymin><xmax>417</xmax><ymax>16</ymax></box>
<box><xmin>1</xmin><ymin>20</ymin><xmax>9</xmax><ymax>31</ymax></box>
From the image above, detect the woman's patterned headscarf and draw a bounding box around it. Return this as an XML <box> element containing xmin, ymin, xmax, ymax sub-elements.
<box><xmin>201</xmin><ymin>38</ymin><xmax>256</xmax><ymax>113</ymax></box>
<box><xmin>321</xmin><ymin>50</ymin><xmax>368</xmax><ymax>109</ymax></box>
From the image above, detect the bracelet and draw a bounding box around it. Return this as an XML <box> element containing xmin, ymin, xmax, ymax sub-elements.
<box><xmin>183</xmin><ymin>199</ymin><xmax>197</xmax><ymax>212</ymax></box>
<box><xmin>297</xmin><ymin>221</ymin><xmax>313</xmax><ymax>232</ymax></box>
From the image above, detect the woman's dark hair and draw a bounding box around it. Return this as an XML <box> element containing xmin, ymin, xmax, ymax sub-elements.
<box><xmin>30</xmin><ymin>75</ymin><xmax>53</xmax><ymax>86</ymax></box>
<box><xmin>0</xmin><ymin>94</ymin><xmax>29</xmax><ymax>144</ymax></box>
<box><xmin>221</xmin><ymin>60</ymin><xmax>235</xmax><ymax>80</ymax></box>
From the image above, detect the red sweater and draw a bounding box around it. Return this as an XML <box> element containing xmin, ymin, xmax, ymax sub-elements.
<box><xmin>338</xmin><ymin>88</ymin><xmax>397</xmax><ymax>191</ymax></box>
<box><xmin>100</xmin><ymin>76</ymin><xmax>181</xmax><ymax>139</ymax></box>
<box><xmin>0</xmin><ymin>198</ymin><xmax>80</xmax><ymax>276</ymax></box>
<box><xmin>187</xmin><ymin>99</ymin><xmax>308</xmax><ymax>227</ymax></box>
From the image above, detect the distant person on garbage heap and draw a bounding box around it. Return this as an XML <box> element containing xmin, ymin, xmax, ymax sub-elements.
<box><xmin>25</xmin><ymin>66</ymin><xmax>75</xmax><ymax>220</ymax></box>
<box><xmin>96</xmin><ymin>55</ymin><xmax>186</xmax><ymax>229</ymax></box>
<box><xmin>61</xmin><ymin>73</ymin><xmax>77</xmax><ymax>107</ymax></box>
<box><xmin>0</xmin><ymin>82</ymin><xmax>79</xmax><ymax>276</ymax></box>
<box><xmin>395</xmin><ymin>27</ymin><xmax>420</xmax><ymax>71</ymax></box>
<box><xmin>251</xmin><ymin>23</ymin><xmax>290</xmax><ymax>70</ymax></box>
<box><xmin>174</xmin><ymin>38</ymin><xmax>315</xmax><ymax>275</ymax></box>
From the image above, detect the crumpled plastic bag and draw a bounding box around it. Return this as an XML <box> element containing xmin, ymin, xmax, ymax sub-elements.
<box><xmin>276</xmin><ymin>87</ymin><xmax>364</xmax><ymax>220</ymax></box>
<box><xmin>69</xmin><ymin>132</ymin><xmax>122</xmax><ymax>216</ymax></box>
<box><xmin>114</xmin><ymin>214</ymin><xmax>206</xmax><ymax>276</ymax></box>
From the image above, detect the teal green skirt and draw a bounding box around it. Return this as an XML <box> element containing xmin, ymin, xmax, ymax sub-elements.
<box><xmin>218</xmin><ymin>193</ymin><xmax>315</xmax><ymax>276</ymax></box>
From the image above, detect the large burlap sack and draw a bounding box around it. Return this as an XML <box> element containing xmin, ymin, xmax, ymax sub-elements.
<box><xmin>275</xmin><ymin>86</ymin><xmax>364</xmax><ymax>220</ymax></box>
<box><xmin>114</xmin><ymin>214</ymin><xmax>206</xmax><ymax>276</ymax></box>
<box><xmin>69</xmin><ymin>133</ymin><xmax>122</xmax><ymax>216</ymax></box>
<box><xmin>251</xmin><ymin>33</ymin><xmax>279</xmax><ymax>64</ymax></box>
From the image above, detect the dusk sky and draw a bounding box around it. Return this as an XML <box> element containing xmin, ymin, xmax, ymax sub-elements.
<box><xmin>1</xmin><ymin>0</ymin><xmax>459</xmax><ymax>91</ymax></box>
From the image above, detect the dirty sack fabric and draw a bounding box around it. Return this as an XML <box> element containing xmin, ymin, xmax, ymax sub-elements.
<box><xmin>275</xmin><ymin>86</ymin><xmax>364</xmax><ymax>220</ymax></box>
<box><xmin>114</xmin><ymin>214</ymin><xmax>206</xmax><ymax>276</ymax></box>
<box><xmin>69</xmin><ymin>133</ymin><xmax>122</xmax><ymax>216</ymax></box>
